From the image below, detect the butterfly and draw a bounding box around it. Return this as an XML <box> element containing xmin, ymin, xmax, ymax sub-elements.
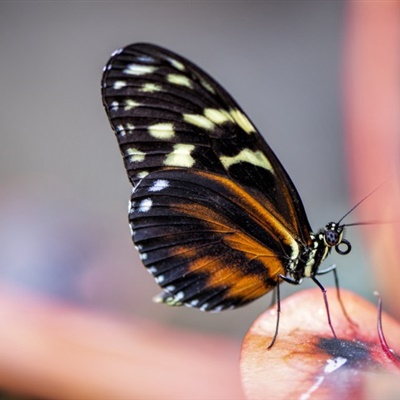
<box><xmin>101</xmin><ymin>43</ymin><xmax>352</xmax><ymax>347</ymax></box>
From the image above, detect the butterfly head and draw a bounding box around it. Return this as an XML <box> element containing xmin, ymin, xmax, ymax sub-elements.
<box><xmin>322</xmin><ymin>222</ymin><xmax>351</xmax><ymax>255</ymax></box>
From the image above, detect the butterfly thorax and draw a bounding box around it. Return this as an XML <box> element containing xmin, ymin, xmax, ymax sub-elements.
<box><xmin>287</xmin><ymin>222</ymin><xmax>348</xmax><ymax>281</ymax></box>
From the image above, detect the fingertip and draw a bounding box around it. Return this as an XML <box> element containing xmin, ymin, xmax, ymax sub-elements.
<box><xmin>240</xmin><ymin>289</ymin><xmax>400</xmax><ymax>399</ymax></box>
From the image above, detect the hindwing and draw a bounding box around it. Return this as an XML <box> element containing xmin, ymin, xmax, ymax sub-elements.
<box><xmin>101</xmin><ymin>43</ymin><xmax>313</xmax><ymax>310</ymax></box>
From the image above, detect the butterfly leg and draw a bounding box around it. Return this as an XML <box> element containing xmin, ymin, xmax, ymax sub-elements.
<box><xmin>311</xmin><ymin>276</ymin><xmax>337</xmax><ymax>339</ymax></box>
<box><xmin>266</xmin><ymin>275</ymin><xmax>302</xmax><ymax>349</ymax></box>
<box><xmin>267</xmin><ymin>282</ymin><xmax>281</xmax><ymax>349</ymax></box>
<box><xmin>316</xmin><ymin>265</ymin><xmax>357</xmax><ymax>327</ymax></box>
<box><xmin>269</xmin><ymin>286</ymin><xmax>277</xmax><ymax>308</ymax></box>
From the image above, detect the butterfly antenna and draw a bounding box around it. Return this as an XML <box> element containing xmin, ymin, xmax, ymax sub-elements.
<box><xmin>337</xmin><ymin>178</ymin><xmax>391</xmax><ymax>225</ymax></box>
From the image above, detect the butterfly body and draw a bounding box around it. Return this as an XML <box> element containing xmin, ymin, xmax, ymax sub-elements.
<box><xmin>101</xmin><ymin>43</ymin><xmax>350</xmax><ymax>314</ymax></box>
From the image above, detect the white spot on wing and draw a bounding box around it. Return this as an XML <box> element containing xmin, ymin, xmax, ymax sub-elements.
<box><xmin>148</xmin><ymin>122</ymin><xmax>175</xmax><ymax>139</ymax></box>
<box><xmin>190</xmin><ymin>299</ymin><xmax>199</xmax><ymax>307</ymax></box>
<box><xmin>124</xmin><ymin>64</ymin><xmax>157</xmax><ymax>75</ymax></box>
<box><xmin>167</xmin><ymin>74</ymin><xmax>192</xmax><ymax>88</ymax></box>
<box><xmin>183</xmin><ymin>113</ymin><xmax>215</xmax><ymax>130</ymax></box>
<box><xmin>174</xmin><ymin>291</ymin><xmax>185</xmax><ymax>301</ymax></box>
<box><xmin>136</xmin><ymin>55</ymin><xmax>155</xmax><ymax>63</ymax></box>
<box><xmin>155</xmin><ymin>275</ymin><xmax>164</xmax><ymax>283</ymax></box>
<box><xmin>164</xmin><ymin>144</ymin><xmax>195</xmax><ymax>168</ymax></box>
<box><xmin>113</xmin><ymin>80</ymin><xmax>126</xmax><ymax>89</ymax></box>
<box><xmin>200</xmin><ymin>303</ymin><xmax>209</xmax><ymax>311</ymax></box>
<box><xmin>110</xmin><ymin>101</ymin><xmax>119</xmax><ymax>110</ymax></box>
<box><xmin>116</xmin><ymin>124</ymin><xmax>126</xmax><ymax>136</ymax></box>
<box><xmin>138</xmin><ymin>198</ymin><xmax>152</xmax><ymax>212</ymax></box>
<box><xmin>149</xmin><ymin>179</ymin><xmax>169</xmax><ymax>192</ymax></box>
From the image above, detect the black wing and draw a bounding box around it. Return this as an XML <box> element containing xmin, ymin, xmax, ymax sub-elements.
<box><xmin>101</xmin><ymin>43</ymin><xmax>312</xmax><ymax>311</ymax></box>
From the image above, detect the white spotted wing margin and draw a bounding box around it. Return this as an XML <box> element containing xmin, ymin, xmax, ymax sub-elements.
<box><xmin>101</xmin><ymin>43</ymin><xmax>315</xmax><ymax>311</ymax></box>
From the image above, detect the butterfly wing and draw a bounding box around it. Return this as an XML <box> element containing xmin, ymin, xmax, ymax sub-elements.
<box><xmin>101</xmin><ymin>43</ymin><xmax>313</xmax><ymax>311</ymax></box>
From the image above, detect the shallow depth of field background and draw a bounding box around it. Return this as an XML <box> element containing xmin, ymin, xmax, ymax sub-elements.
<box><xmin>0</xmin><ymin>1</ymin><xmax>374</xmax><ymax>338</ymax></box>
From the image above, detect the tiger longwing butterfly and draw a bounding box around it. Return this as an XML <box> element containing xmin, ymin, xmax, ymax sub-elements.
<box><xmin>101</xmin><ymin>43</ymin><xmax>351</xmax><ymax>347</ymax></box>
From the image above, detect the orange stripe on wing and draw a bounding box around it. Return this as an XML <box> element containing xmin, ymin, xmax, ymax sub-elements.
<box><xmin>193</xmin><ymin>170</ymin><xmax>301</xmax><ymax>252</ymax></box>
<box><xmin>171</xmin><ymin>199</ymin><xmax>285</xmax><ymax>303</ymax></box>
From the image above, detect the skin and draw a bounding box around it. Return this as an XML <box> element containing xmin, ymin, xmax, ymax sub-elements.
<box><xmin>241</xmin><ymin>289</ymin><xmax>400</xmax><ymax>399</ymax></box>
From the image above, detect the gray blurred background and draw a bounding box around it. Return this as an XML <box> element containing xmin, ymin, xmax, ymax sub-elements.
<box><xmin>0</xmin><ymin>1</ymin><xmax>372</xmax><ymax>337</ymax></box>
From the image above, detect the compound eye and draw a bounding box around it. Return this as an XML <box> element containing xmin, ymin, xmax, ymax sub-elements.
<box><xmin>325</xmin><ymin>230</ymin><xmax>339</xmax><ymax>246</ymax></box>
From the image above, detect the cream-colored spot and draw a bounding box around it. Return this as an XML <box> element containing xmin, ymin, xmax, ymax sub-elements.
<box><xmin>167</xmin><ymin>74</ymin><xmax>192</xmax><ymax>88</ymax></box>
<box><xmin>148</xmin><ymin>122</ymin><xmax>175</xmax><ymax>139</ymax></box>
<box><xmin>220</xmin><ymin>148</ymin><xmax>274</xmax><ymax>172</ymax></box>
<box><xmin>230</xmin><ymin>109</ymin><xmax>256</xmax><ymax>134</ymax></box>
<box><xmin>126</xmin><ymin>122</ymin><xmax>134</xmax><ymax>131</ymax></box>
<box><xmin>304</xmin><ymin>259</ymin><xmax>314</xmax><ymax>278</ymax></box>
<box><xmin>123</xmin><ymin>64</ymin><xmax>156</xmax><ymax>75</ymax></box>
<box><xmin>164</xmin><ymin>144</ymin><xmax>195</xmax><ymax>168</ymax></box>
<box><xmin>125</xmin><ymin>99</ymin><xmax>140</xmax><ymax>111</ymax></box>
<box><xmin>113</xmin><ymin>80</ymin><xmax>126</xmax><ymax>89</ymax></box>
<box><xmin>204</xmin><ymin>108</ymin><xmax>233</xmax><ymax>125</ymax></box>
<box><xmin>153</xmin><ymin>291</ymin><xmax>183</xmax><ymax>306</ymax></box>
<box><xmin>200</xmin><ymin>78</ymin><xmax>215</xmax><ymax>94</ymax></box>
<box><xmin>140</xmin><ymin>82</ymin><xmax>162</xmax><ymax>92</ymax></box>
<box><xmin>168</xmin><ymin>57</ymin><xmax>185</xmax><ymax>71</ymax></box>
<box><xmin>183</xmin><ymin>113</ymin><xmax>215</xmax><ymax>130</ymax></box>
<box><xmin>137</xmin><ymin>171</ymin><xmax>149</xmax><ymax>179</ymax></box>
<box><xmin>126</xmin><ymin>147</ymin><xmax>145</xmax><ymax>163</ymax></box>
